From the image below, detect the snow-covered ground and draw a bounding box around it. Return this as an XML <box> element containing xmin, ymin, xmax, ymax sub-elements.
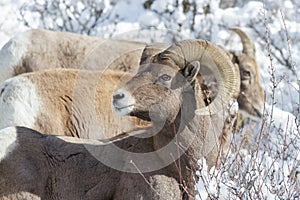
<box><xmin>0</xmin><ymin>0</ymin><xmax>299</xmax><ymax>198</ymax></box>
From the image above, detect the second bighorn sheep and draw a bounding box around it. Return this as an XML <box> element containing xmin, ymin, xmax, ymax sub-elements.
<box><xmin>0</xmin><ymin>39</ymin><xmax>240</xmax><ymax>199</ymax></box>
<box><xmin>229</xmin><ymin>27</ymin><xmax>264</xmax><ymax>120</ymax></box>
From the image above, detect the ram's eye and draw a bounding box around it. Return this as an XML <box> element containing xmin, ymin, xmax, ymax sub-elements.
<box><xmin>242</xmin><ymin>70</ymin><xmax>251</xmax><ymax>78</ymax></box>
<box><xmin>160</xmin><ymin>74</ymin><xmax>171</xmax><ymax>81</ymax></box>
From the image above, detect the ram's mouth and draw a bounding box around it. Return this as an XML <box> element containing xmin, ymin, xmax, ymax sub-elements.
<box><xmin>114</xmin><ymin>104</ymin><xmax>134</xmax><ymax>111</ymax></box>
<box><xmin>113</xmin><ymin>103</ymin><xmax>134</xmax><ymax>116</ymax></box>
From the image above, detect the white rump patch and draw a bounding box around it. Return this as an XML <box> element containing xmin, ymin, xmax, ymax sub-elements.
<box><xmin>0</xmin><ymin>126</ymin><xmax>18</xmax><ymax>161</ymax></box>
<box><xmin>0</xmin><ymin>76</ymin><xmax>40</xmax><ymax>130</ymax></box>
<box><xmin>0</xmin><ymin>31</ymin><xmax>31</xmax><ymax>82</ymax></box>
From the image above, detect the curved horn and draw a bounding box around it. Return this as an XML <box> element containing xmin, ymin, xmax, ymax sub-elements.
<box><xmin>159</xmin><ymin>39</ymin><xmax>240</xmax><ymax>115</ymax></box>
<box><xmin>230</xmin><ymin>27</ymin><xmax>256</xmax><ymax>58</ymax></box>
<box><xmin>140</xmin><ymin>43</ymin><xmax>169</xmax><ymax>65</ymax></box>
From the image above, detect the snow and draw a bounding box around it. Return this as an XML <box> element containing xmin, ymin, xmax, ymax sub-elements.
<box><xmin>0</xmin><ymin>0</ymin><xmax>28</xmax><ymax>47</ymax></box>
<box><xmin>0</xmin><ymin>0</ymin><xmax>299</xmax><ymax>198</ymax></box>
<box><xmin>138</xmin><ymin>11</ymin><xmax>160</xmax><ymax>28</ymax></box>
<box><xmin>151</xmin><ymin>0</ymin><xmax>172</xmax><ymax>13</ymax></box>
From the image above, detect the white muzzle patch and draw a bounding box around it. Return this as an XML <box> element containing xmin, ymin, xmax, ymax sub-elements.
<box><xmin>112</xmin><ymin>88</ymin><xmax>135</xmax><ymax>116</ymax></box>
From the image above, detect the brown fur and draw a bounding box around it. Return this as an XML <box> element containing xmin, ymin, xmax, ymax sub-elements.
<box><xmin>0</xmin><ymin>29</ymin><xmax>171</xmax><ymax>90</ymax></box>
<box><xmin>6</xmin><ymin>69</ymin><xmax>150</xmax><ymax>139</ymax></box>
<box><xmin>1</xmin><ymin>29</ymin><xmax>148</xmax><ymax>82</ymax></box>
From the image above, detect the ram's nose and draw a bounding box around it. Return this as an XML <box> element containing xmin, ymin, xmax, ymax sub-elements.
<box><xmin>113</xmin><ymin>91</ymin><xmax>125</xmax><ymax>101</ymax></box>
<box><xmin>112</xmin><ymin>89</ymin><xmax>135</xmax><ymax>116</ymax></box>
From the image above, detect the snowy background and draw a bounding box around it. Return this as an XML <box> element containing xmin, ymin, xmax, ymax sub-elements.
<box><xmin>0</xmin><ymin>0</ymin><xmax>299</xmax><ymax>199</ymax></box>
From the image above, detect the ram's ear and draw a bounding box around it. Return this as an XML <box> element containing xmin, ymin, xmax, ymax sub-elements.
<box><xmin>183</xmin><ymin>61</ymin><xmax>200</xmax><ymax>83</ymax></box>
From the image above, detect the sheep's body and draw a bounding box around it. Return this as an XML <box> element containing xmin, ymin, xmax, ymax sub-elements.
<box><xmin>0</xmin><ymin>29</ymin><xmax>169</xmax><ymax>82</ymax></box>
<box><xmin>0</xmin><ymin>126</ymin><xmax>182</xmax><ymax>200</ymax></box>
<box><xmin>0</xmin><ymin>69</ymin><xmax>149</xmax><ymax>139</ymax></box>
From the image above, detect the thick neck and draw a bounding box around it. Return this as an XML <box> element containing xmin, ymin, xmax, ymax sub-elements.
<box><xmin>150</xmin><ymin>83</ymin><xmax>207</xmax><ymax>199</ymax></box>
<box><xmin>152</xmin><ymin>82</ymin><xmax>207</xmax><ymax>166</ymax></box>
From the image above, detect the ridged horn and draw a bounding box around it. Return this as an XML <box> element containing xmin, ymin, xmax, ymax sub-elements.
<box><xmin>140</xmin><ymin>43</ymin><xmax>170</xmax><ymax>65</ymax></box>
<box><xmin>159</xmin><ymin>39</ymin><xmax>240</xmax><ymax>116</ymax></box>
<box><xmin>230</xmin><ymin>27</ymin><xmax>256</xmax><ymax>58</ymax></box>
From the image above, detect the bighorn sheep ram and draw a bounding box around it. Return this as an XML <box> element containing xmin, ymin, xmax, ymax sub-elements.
<box><xmin>0</xmin><ymin>39</ymin><xmax>240</xmax><ymax>199</ymax></box>
<box><xmin>0</xmin><ymin>29</ymin><xmax>169</xmax><ymax>82</ymax></box>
